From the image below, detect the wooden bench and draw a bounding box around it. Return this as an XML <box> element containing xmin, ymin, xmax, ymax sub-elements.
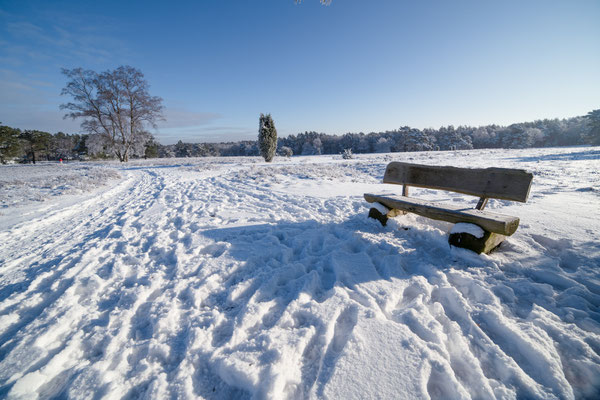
<box><xmin>364</xmin><ymin>162</ymin><xmax>533</xmax><ymax>254</ymax></box>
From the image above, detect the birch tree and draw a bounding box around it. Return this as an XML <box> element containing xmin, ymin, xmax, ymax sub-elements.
<box><xmin>60</xmin><ymin>66</ymin><xmax>163</xmax><ymax>162</ymax></box>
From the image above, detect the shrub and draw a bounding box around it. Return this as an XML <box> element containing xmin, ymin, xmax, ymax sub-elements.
<box><xmin>279</xmin><ymin>146</ymin><xmax>293</xmax><ymax>157</ymax></box>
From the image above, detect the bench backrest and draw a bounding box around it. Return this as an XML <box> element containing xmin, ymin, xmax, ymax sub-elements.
<box><xmin>383</xmin><ymin>162</ymin><xmax>533</xmax><ymax>202</ymax></box>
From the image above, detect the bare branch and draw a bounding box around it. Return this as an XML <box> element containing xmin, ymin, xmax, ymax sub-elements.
<box><xmin>60</xmin><ymin>66</ymin><xmax>164</xmax><ymax>162</ymax></box>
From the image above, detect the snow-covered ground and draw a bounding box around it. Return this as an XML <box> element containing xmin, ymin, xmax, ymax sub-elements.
<box><xmin>0</xmin><ymin>147</ymin><xmax>599</xmax><ymax>399</ymax></box>
<box><xmin>0</xmin><ymin>163</ymin><xmax>121</xmax><ymax>211</ymax></box>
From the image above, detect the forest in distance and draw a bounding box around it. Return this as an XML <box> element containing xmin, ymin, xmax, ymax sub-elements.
<box><xmin>1</xmin><ymin>109</ymin><xmax>599</xmax><ymax>163</ymax></box>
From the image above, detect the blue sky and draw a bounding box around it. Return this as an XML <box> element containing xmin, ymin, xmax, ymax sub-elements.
<box><xmin>1</xmin><ymin>0</ymin><xmax>599</xmax><ymax>144</ymax></box>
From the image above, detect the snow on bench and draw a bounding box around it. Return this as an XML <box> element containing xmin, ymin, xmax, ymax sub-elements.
<box><xmin>364</xmin><ymin>162</ymin><xmax>533</xmax><ymax>254</ymax></box>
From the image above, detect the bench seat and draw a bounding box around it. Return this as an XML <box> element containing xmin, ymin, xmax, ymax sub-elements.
<box><xmin>364</xmin><ymin>193</ymin><xmax>520</xmax><ymax>236</ymax></box>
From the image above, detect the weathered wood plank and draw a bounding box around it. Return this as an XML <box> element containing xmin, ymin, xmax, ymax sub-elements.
<box><xmin>383</xmin><ymin>162</ymin><xmax>533</xmax><ymax>202</ymax></box>
<box><xmin>364</xmin><ymin>193</ymin><xmax>520</xmax><ymax>235</ymax></box>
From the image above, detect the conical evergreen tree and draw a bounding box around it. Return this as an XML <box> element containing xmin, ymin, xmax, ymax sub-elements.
<box><xmin>258</xmin><ymin>113</ymin><xmax>277</xmax><ymax>162</ymax></box>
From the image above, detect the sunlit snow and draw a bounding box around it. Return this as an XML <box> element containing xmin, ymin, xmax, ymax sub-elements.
<box><xmin>1</xmin><ymin>147</ymin><xmax>599</xmax><ymax>399</ymax></box>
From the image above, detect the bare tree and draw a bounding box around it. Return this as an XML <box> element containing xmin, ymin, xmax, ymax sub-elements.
<box><xmin>60</xmin><ymin>66</ymin><xmax>164</xmax><ymax>162</ymax></box>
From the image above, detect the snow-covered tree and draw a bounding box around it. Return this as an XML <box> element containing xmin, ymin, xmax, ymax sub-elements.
<box><xmin>500</xmin><ymin>125</ymin><xmax>543</xmax><ymax>149</ymax></box>
<box><xmin>584</xmin><ymin>109</ymin><xmax>600</xmax><ymax>145</ymax></box>
<box><xmin>435</xmin><ymin>126</ymin><xmax>473</xmax><ymax>150</ymax></box>
<box><xmin>301</xmin><ymin>141</ymin><xmax>316</xmax><ymax>155</ymax></box>
<box><xmin>20</xmin><ymin>130</ymin><xmax>51</xmax><ymax>164</ymax></box>
<box><xmin>144</xmin><ymin>139</ymin><xmax>159</xmax><ymax>159</ymax></box>
<box><xmin>312</xmin><ymin>138</ymin><xmax>323</xmax><ymax>155</ymax></box>
<box><xmin>85</xmin><ymin>133</ymin><xmax>110</xmax><ymax>157</ymax></box>
<box><xmin>301</xmin><ymin>138</ymin><xmax>323</xmax><ymax>155</ymax></box>
<box><xmin>403</xmin><ymin>128</ymin><xmax>434</xmax><ymax>152</ymax></box>
<box><xmin>0</xmin><ymin>124</ymin><xmax>21</xmax><ymax>164</ymax></box>
<box><xmin>258</xmin><ymin>113</ymin><xmax>277</xmax><ymax>162</ymax></box>
<box><xmin>174</xmin><ymin>140</ymin><xmax>191</xmax><ymax>157</ymax></box>
<box><xmin>158</xmin><ymin>144</ymin><xmax>175</xmax><ymax>158</ymax></box>
<box><xmin>279</xmin><ymin>146</ymin><xmax>293</xmax><ymax>157</ymax></box>
<box><xmin>50</xmin><ymin>132</ymin><xmax>76</xmax><ymax>160</ymax></box>
<box><xmin>471</xmin><ymin>126</ymin><xmax>497</xmax><ymax>148</ymax></box>
<box><xmin>61</xmin><ymin>66</ymin><xmax>164</xmax><ymax>162</ymax></box>
<box><xmin>524</xmin><ymin>127</ymin><xmax>544</xmax><ymax>147</ymax></box>
<box><xmin>374</xmin><ymin>137</ymin><xmax>391</xmax><ymax>153</ymax></box>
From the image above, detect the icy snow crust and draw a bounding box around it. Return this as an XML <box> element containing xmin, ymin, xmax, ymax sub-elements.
<box><xmin>450</xmin><ymin>223</ymin><xmax>486</xmax><ymax>239</ymax></box>
<box><xmin>371</xmin><ymin>201</ymin><xmax>390</xmax><ymax>215</ymax></box>
<box><xmin>0</xmin><ymin>147</ymin><xmax>599</xmax><ymax>399</ymax></box>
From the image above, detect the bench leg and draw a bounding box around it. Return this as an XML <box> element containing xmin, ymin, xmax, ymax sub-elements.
<box><xmin>368</xmin><ymin>207</ymin><xmax>389</xmax><ymax>226</ymax></box>
<box><xmin>368</xmin><ymin>206</ymin><xmax>407</xmax><ymax>226</ymax></box>
<box><xmin>449</xmin><ymin>228</ymin><xmax>507</xmax><ymax>254</ymax></box>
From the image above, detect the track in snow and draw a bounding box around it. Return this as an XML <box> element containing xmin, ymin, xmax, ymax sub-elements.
<box><xmin>1</xmin><ymin>149</ymin><xmax>600</xmax><ymax>399</ymax></box>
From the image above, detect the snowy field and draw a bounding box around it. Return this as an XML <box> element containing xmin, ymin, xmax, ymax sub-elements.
<box><xmin>0</xmin><ymin>147</ymin><xmax>599</xmax><ymax>399</ymax></box>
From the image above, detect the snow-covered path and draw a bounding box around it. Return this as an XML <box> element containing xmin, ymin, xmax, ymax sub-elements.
<box><xmin>1</xmin><ymin>148</ymin><xmax>599</xmax><ymax>399</ymax></box>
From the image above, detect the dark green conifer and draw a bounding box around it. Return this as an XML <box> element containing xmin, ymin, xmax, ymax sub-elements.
<box><xmin>258</xmin><ymin>113</ymin><xmax>277</xmax><ymax>162</ymax></box>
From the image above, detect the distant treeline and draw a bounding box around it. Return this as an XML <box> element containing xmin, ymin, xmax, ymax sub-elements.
<box><xmin>0</xmin><ymin>126</ymin><xmax>161</xmax><ymax>164</ymax></box>
<box><xmin>158</xmin><ymin>111</ymin><xmax>599</xmax><ymax>158</ymax></box>
<box><xmin>1</xmin><ymin>111</ymin><xmax>598</xmax><ymax>163</ymax></box>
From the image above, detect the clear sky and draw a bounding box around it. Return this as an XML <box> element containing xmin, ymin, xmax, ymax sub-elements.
<box><xmin>1</xmin><ymin>0</ymin><xmax>599</xmax><ymax>144</ymax></box>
